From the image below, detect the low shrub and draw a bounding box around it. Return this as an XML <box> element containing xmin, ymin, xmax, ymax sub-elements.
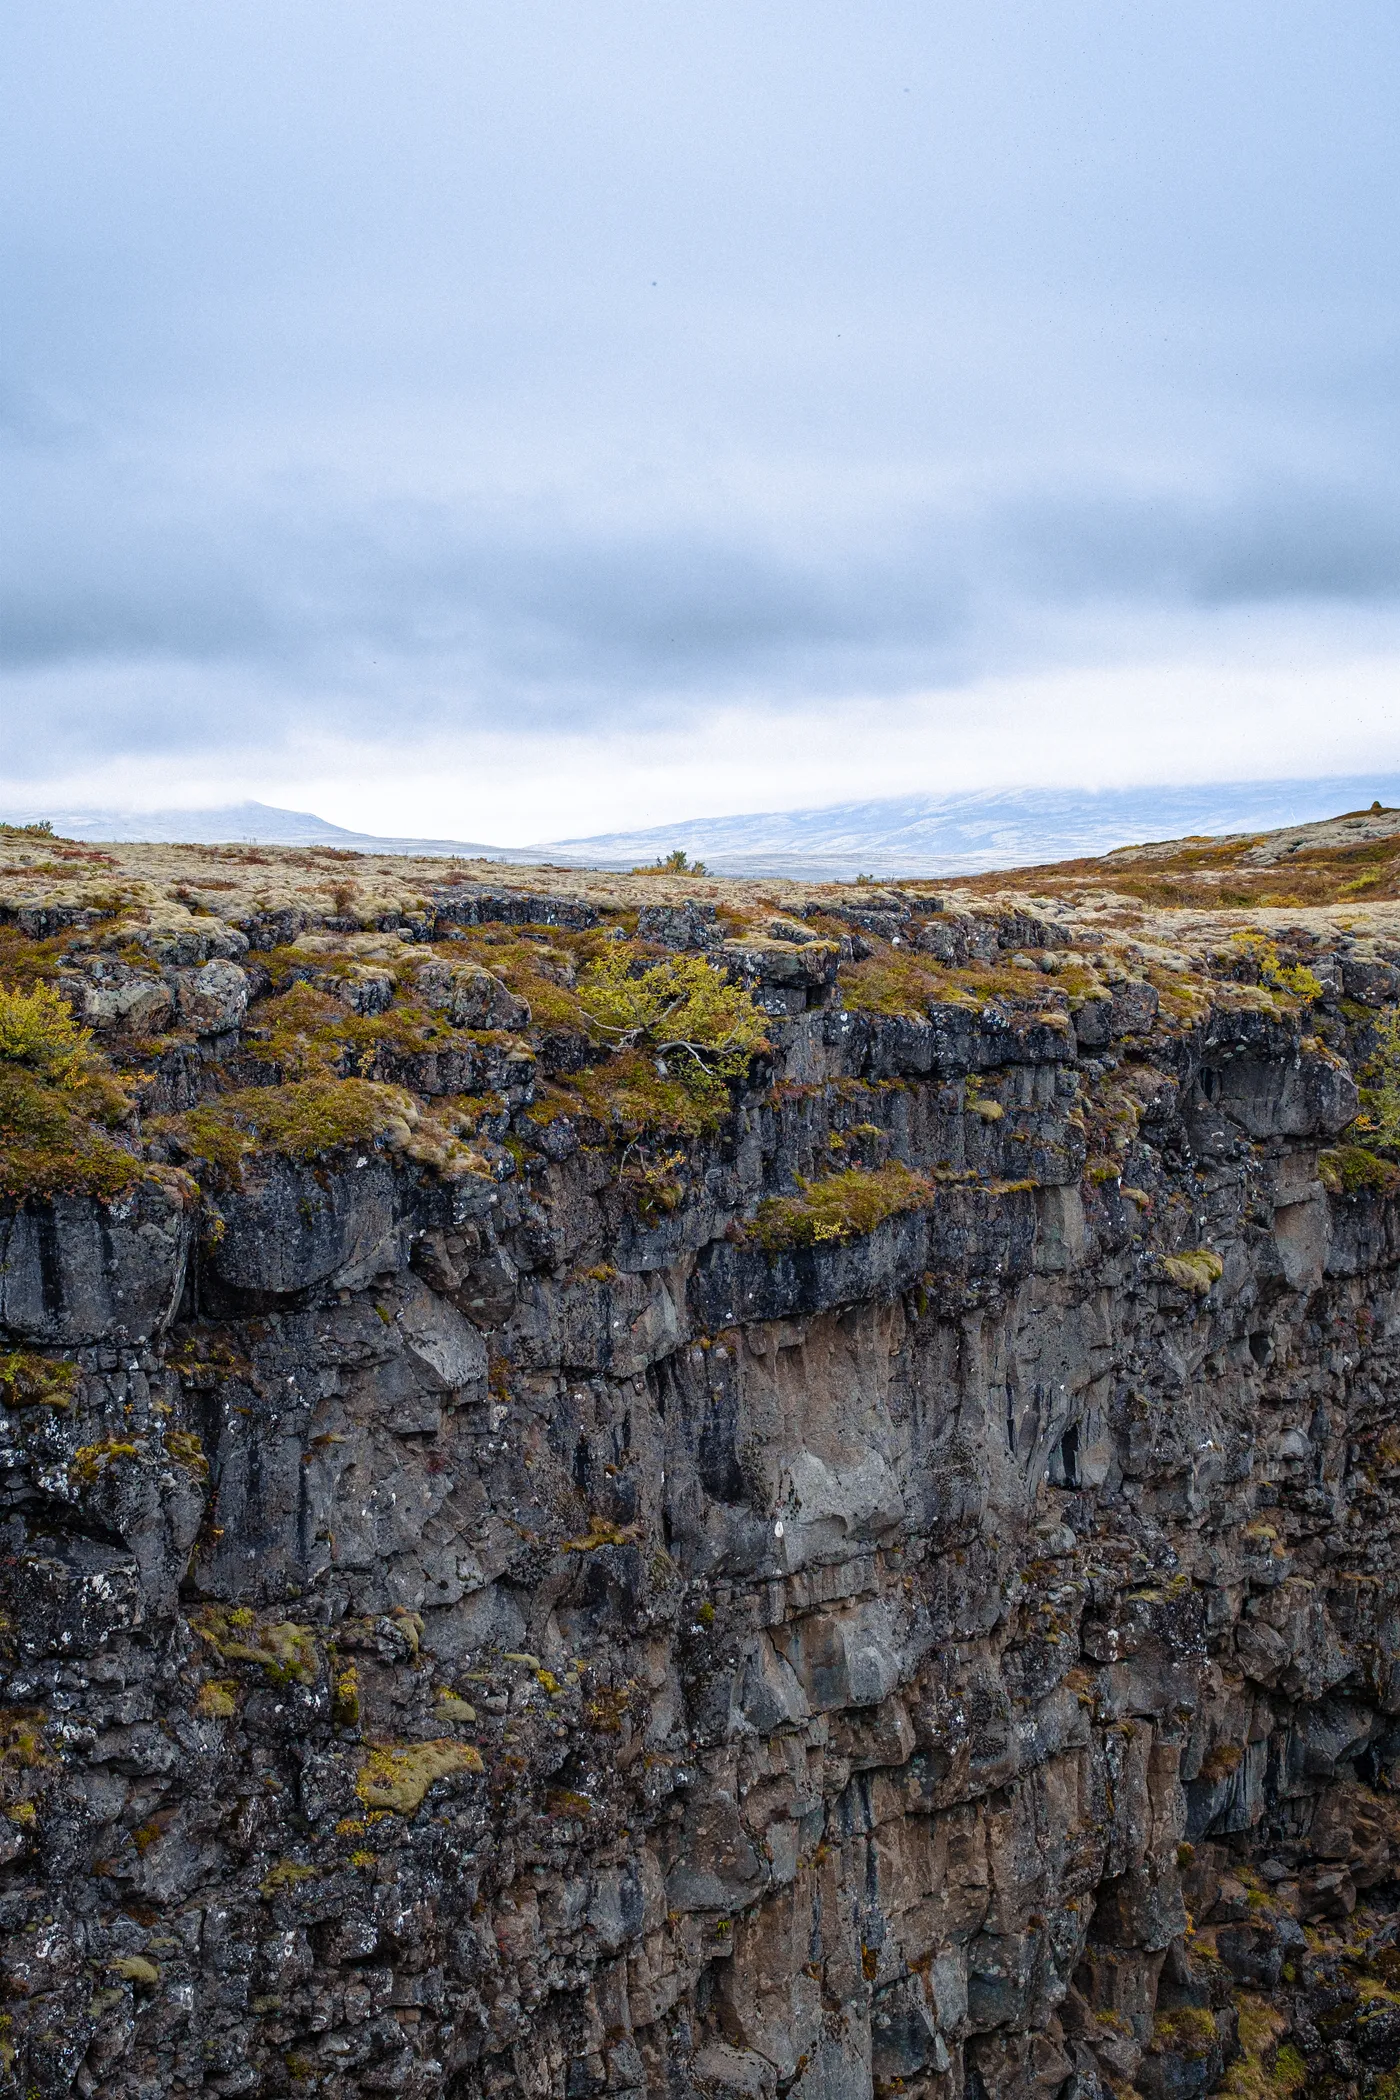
<box><xmin>577</xmin><ymin>950</ymin><xmax>766</xmax><ymax>1075</ymax></box>
<box><xmin>0</xmin><ymin>980</ymin><xmax>142</xmax><ymax>1200</ymax></box>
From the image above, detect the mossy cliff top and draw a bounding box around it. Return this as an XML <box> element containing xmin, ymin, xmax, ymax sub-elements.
<box><xmin>3</xmin><ymin>808</ymin><xmax>1400</xmax><ymax>1203</ymax></box>
<box><xmin>9</xmin><ymin>799</ymin><xmax>1400</xmax><ymax>956</ymax></box>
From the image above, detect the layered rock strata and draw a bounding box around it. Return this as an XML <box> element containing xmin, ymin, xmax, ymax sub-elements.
<box><xmin>4</xmin><ymin>854</ymin><xmax>1400</xmax><ymax>2100</ymax></box>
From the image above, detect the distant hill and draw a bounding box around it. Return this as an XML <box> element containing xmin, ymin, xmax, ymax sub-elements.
<box><xmin>8</xmin><ymin>775</ymin><xmax>1400</xmax><ymax>879</ymax></box>
<box><xmin>0</xmin><ymin>800</ymin><xmax>547</xmax><ymax>862</ymax></box>
<box><xmin>536</xmin><ymin>775</ymin><xmax>1400</xmax><ymax>878</ymax></box>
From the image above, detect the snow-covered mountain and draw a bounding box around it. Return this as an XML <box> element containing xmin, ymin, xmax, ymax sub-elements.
<box><xmin>8</xmin><ymin>775</ymin><xmax>1400</xmax><ymax>879</ymax></box>
<box><xmin>0</xmin><ymin>801</ymin><xmax>534</xmax><ymax>860</ymax></box>
<box><xmin>537</xmin><ymin>775</ymin><xmax>1400</xmax><ymax>878</ymax></box>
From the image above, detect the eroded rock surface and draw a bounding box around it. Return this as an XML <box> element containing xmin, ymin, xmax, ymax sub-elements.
<box><xmin>5</xmin><ymin>845</ymin><xmax>1400</xmax><ymax>2100</ymax></box>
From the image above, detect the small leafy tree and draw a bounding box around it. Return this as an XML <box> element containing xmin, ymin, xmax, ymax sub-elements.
<box><xmin>654</xmin><ymin>848</ymin><xmax>707</xmax><ymax>876</ymax></box>
<box><xmin>0</xmin><ymin>980</ymin><xmax>105</xmax><ymax>1086</ymax></box>
<box><xmin>576</xmin><ymin>951</ymin><xmax>766</xmax><ymax>1101</ymax></box>
<box><xmin>0</xmin><ymin>980</ymin><xmax>141</xmax><ymax>1198</ymax></box>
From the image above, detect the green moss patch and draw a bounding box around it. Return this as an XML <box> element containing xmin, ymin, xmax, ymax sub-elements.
<box><xmin>1161</xmin><ymin>1248</ymin><xmax>1224</xmax><ymax>1292</ymax></box>
<box><xmin>69</xmin><ymin>1439</ymin><xmax>141</xmax><ymax>1485</ymax></box>
<box><xmin>163</xmin><ymin>1429</ymin><xmax>210</xmax><ymax>1478</ymax></box>
<box><xmin>840</xmin><ymin>948</ymin><xmax>1055</xmax><ymax>1017</ymax></box>
<box><xmin>1319</xmin><ymin>1144</ymin><xmax>1400</xmax><ymax>1196</ymax></box>
<box><xmin>193</xmin><ymin>1608</ymin><xmax>319</xmax><ymax>1686</ymax></box>
<box><xmin>169</xmin><ymin>1076</ymin><xmax>411</xmax><ymax>1173</ymax></box>
<box><xmin>564</xmin><ymin>1049</ymin><xmax>734</xmax><ymax>1138</ymax></box>
<box><xmin>245</xmin><ymin>978</ymin><xmax>502</xmax><ymax>1078</ymax></box>
<box><xmin>0</xmin><ymin>1353</ymin><xmax>78</xmax><ymax>1410</ymax></box>
<box><xmin>745</xmin><ymin>1162</ymin><xmax>937</xmax><ymax>1250</ymax></box>
<box><xmin>356</xmin><ymin>1738</ymin><xmax>484</xmax><ymax>1814</ymax></box>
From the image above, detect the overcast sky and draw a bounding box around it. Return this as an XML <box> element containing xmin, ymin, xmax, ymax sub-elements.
<box><xmin>4</xmin><ymin>2</ymin><xmax>1399</xmax><ymax>842</ymax></box>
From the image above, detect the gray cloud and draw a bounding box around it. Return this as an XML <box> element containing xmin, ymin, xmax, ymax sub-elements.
<box><xmin>4</xmin><ymin>0</ymin><xmax>1400</xmax><ymax>798</ymax></box>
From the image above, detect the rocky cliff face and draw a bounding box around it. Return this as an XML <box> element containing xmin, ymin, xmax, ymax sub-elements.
<box><xmin>6</xmin><ymin>837</ymin><xmax>1400</xmax><ymax>2100</ymax></box>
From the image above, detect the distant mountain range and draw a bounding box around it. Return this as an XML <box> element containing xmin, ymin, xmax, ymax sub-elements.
<box><xmin>541</xmin><ymin>776</ymin><xmax>1400</xmax><ymax>878</ymax></box>
<box><xmin>7</xmin><ymin>775</ymin><xmax>1400</xmax><ymax>879</ymax></box>
<box><xmin>1</xmin><ymin>801</ymin><xmax>518</xmax><ymax>859</ymax></box>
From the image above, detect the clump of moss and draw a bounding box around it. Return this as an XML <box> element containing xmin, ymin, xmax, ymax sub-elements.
<box><xmin>246</xmin><ymin>977</ymin><xmax>491</xmax><ymax>1077</ymax></box>
<box><xmin>1216</xmin><ymin>1992</ymin><xmax>1304</xmax><ymax>2099</ymax></box>
<box><xmin>168</xmin><ymin>1332</ymin><xmax>254</xmax><ymax>1387</ymax></box>
<box><xmin>619</xmin><ymin>1148</ymin><xmax>688</xmax><ymax>1220</ymax></box>
<box><xmin>260</xmin><ymin>1860</ymin><xmax>318</xmax><ymax>1897</ymax></box>
<box><xmin>0</xmin><ymin>1353</ymin><xmax>78</xmax><ymax>1411</ymax></box>
<box><xmin>332</xmin><ymin>1661</ymin><xmax>360</xmax><ymax>1727</ymax></box>
<box><xmin>109</xmin><ymin>1954</ymin><xmax>160</xmax><ymax>1987</ymax></box>
<box><xmin>193</xmin><ymin>1608</ymin><xmax>318</xmax><ymax>1687</ymax></box>
<box><xmin>69</xmin><ymin>1439</ymin><xmax>140</xmax><ymax>1486</ymax></box>
<box><xmin>195</xmin><ymin>1678</ymin><xmax>238</xmax><ymax>1718</ymax></box>
<box><xmin>563</xmin><ymin>1514</ymin><xmax>640</xmax><ymax>1552</ymax></box>
<box><xmin>1151</xmin><ymin>2003</ymin><xmax>1218</xmax><ymax>2061</ymax></box>
<box><xmin>437</xmin><ymin>929</ymin><xmax>592</xmax><ymax>1036</ymax></box>
<box><xmin>169</xmin><ymin>1076</ymin><xmax>413</xmax><ymax>1174</ymax></box>
<box><xmin>840</xmin><ymin>948</ymin><xmax>1040</xmax><ymax>1017</ymax></box>
<box><xmin>0</xmin><ymin>979</ymin><xmax>142</xmax><ymax>1200</ymax></box>
<box><xmin>355</xmin><ymin>1738</ymin><xmax>484</xmax><ymax>1814</ymax></box>
<box><xmin>1199</xmin><ymin>1740</ymin><xmax>1244</xmax><ymax>1781</ymax></box>
<box><xmin>1353</xmin><ymin>1005</ymin><xmax>1400</xmax><ymax>1153</ymax></box>
<box><xmin>434</xmin><ymin>1690</ymin><xmax>477</xmax><ymax>1724</ymax></box>
<box><xmin>163</xmin><ymin>1429</ymin><xmax>209</xmax><ymax>1478</ymax></box>
<box><xmin>1229</xmin><ymin>931</ymin><xmax>1323</xmax><ymax>1004</ymax></box>
<box><xmin>744</xmin><ymin>1162</ymin><xmax>937</xmax><ymax>1251</ymax></box>
<box><xmin>837</xmin><ymin>951</ymin><xmax>950</xmax><ymax>1017</ymax></box>
<box><xmin>562</xmin><ymin>1051</ymin><xmax>731</xmax><ymax>1140</ymax></box>
<box><xmin>1319</xmin><ymin>1144</ymin><xmax>1400</xmax><ymax>1196</ymax></box>
<box><xmin>1162</xmin><ymin>1248</ymin><xmax>1224</xmax><ymax>1293</ymax></box>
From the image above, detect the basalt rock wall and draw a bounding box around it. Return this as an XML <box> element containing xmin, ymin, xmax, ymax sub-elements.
<box><xmin>5</xmin><ymin>883</ymin><xmax>1400</xmax><ymax>2100</ymax></box>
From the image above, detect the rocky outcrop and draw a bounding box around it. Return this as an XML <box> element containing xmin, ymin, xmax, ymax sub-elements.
<box><xmin>6</xmin><ymin>869</ymin><xmax>1400</xmax><ymax>2100</ymax></box>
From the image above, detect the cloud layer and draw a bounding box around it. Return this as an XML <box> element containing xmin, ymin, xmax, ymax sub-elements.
<box><xmin>4</xmin><ymin>0</ymin><xmax>1399</xmax><ymax>837</ymax></box>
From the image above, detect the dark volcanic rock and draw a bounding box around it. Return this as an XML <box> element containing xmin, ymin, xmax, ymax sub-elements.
<box><xmin>9</xmin><ymin>872</ymin><xmax>1400</xmax><ymax>2100</ymax></box>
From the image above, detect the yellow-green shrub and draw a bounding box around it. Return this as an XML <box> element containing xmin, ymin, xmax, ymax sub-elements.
<box><xmin>578</xmin><ymin>951</ymin><xmax>766</xmax><ymax>1072</ymax></box>
<box><xmin>0</xmin><ymin>980</ymin><xmax>141</xmax><ymax>1200</ymax></box>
